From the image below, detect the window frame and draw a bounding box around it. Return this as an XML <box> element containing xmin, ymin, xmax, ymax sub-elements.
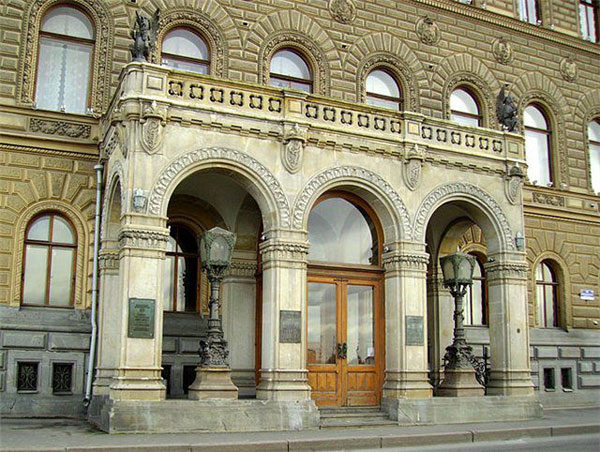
<box><xmin>535</xmin><ymin>260</ymin><xmax>560</xmax><ymax>328</ymax></box>
<box><xmin>365</xmin><ymin>68</ymin><xmax>403</xmax><ymax>111</ymax></box>
<box><xmin>588</xmin><ymin>118</ymin><xmax>600</xmax><ymax>194</ymax></box>
<box><xmin>21</xmin><ymin>212</ymin><xmax>77</xmax><ymax>307</ymax></box>
<box><xmin>160</xmin><ymin>27</ymin><xmax>211</xmax><ymax>74</ymax></box>
<box><xmin>269</xmin><ymin>48</ymin><xmax>313</xmax><ymax>93</ymax></box>
<box><xmin>524</xmin><ymin>103</ymin><xmax>554</xmax><ymax>186</ymax></box>
<box><xmin>449</xmin><ymin>87</ymin><xmax>482</xmax><ymax>127</ymax></box>
<box><xmin>518</xmin><ymin>0</ymin><xmax>541</xmax><ymax>25</ymax></box>
<box><xmin>164</xmin><ymin>224</ymin><xmax>201</xmax><ymax>313</ymax></box>
<box><xmin>34</xmin><ymin>3</ymin><xmax>96</xmax><ymax>114</ymax></box>
<box><xmin>579</xmin><ymin>0</ymin><xmax>599</xmax><ymax>42</ymax></box>
<box><xmin>464</xmin><ymin>253</ymin><xmax>488</xmax><ymax>326</ymax></box>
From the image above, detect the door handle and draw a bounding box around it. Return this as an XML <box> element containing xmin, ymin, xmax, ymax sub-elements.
<box><xmin>342</xmin><ymin>342</ymin><xmax>347</xmax><ymax>359</ymax></box>
<box><xmin>336</xmin><ymin>343</ymin><xmax>343</xmax><ymax>360</ymax></box>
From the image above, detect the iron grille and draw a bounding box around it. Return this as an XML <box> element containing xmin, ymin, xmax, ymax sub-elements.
<box><xmin>17</xmin><ymin>362</ymin><xmax>38</xmax><ymax>392</ymax></box>
<box><xmin>52</xmin><ymin>363</ymin><xmax>73</xmax><ymax>394</ymax></box>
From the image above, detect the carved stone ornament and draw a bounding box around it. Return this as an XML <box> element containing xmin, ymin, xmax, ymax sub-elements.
<box><xmin>282</xmin><ymin>123</ymin><xmax>306</xmax><ymax>174</ymax></box>
<box><xmin>505</xmin><ymin>165</ymin><xmax>523</xmax><ymax>205</ymax></box>
<box><xmin>560</xmin><ymin>57</ymin><xmax>577</xmax><ymax>82</ymax></box>
<box><xmin>100</xmin><ymin>128</ymin><xmax>118</xmax><ymax>160</ymax></box>
<box><xmin>329</xmin><ymin>0</ymin><xmax>357</xmax><ymax>24</ymax></box>
<box><xmin>492</xmin><ymin>37</ymin><xmax>513</xmax><ymax>65</ymax></box>
<box><xmin>132</xmin><ymin>188</ymin><xmax>148</xmax><ymax>213</ymax></box>
<box><xmin>141</xmin><ymin>101</ymin><xmax>166</xmax><ymax>154</ymax></box>
<box><xmin>130</xmin><ymin>9</ymin><xmax>160</xmax><ymax>63</ymax></box>
<box><xmin>496</xmin><ymin>85</ymin><xmax>518</xmax><ymax>132</ymax></box>
<box><xmin>116</xmin><ymin>123</ymin><xmax>128</xmax><ymax>159</ymax></box>
<box><xmin>532</xmin><ymin>191</ymin><xmax>566</xmax><ymax>207</ymax></box>
<box><xmin>416</xmin><ymin>16</ymin><xmax>440</xmax><ymax>45</ymax></box>
<box><xmin>29</xmin><ymin>118</ymin><xmax>92</xmax><ymax>138</ymax></box>
<box><xmin>403</xmin><ymin>144</ymin><xmax>426</xmax><ymax>191</ymax></box>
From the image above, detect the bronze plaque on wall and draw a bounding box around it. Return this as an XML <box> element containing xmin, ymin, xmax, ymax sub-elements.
<box><xmin>279</xmin><ymin>310</ymin><xmax>301</xmax><ymax>343</ymax></box>
<box><xmin>128</xmin><ymin>298</ymin><xmax>155</xmax><ymax>339</ymax></box>
<box><xmin>406</xmin><ymin>316</ymin><xmax>424</xmax><ymax>346</ymax></box>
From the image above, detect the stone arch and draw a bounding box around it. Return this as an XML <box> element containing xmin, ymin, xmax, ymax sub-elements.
<box><xmin>148</xmin><ymin>148</ymin><xmax>291</xmax><ymax>231</ymax></box>
<box><xmin>101</xmin><ymin>162</ymin><xmax>124</xmax><ymax>243</ymax></box>
<box><xmin>11</xmin><ymin>200</ymin><xmax>90</xmax><ymax>308</ymax></box>
<box><xmin>246</xmin><ymin>9</ymin><xmax>338</xmax><ymax>96</ymax></box>
<box><xmin>344</xmin><ymin>32</ymin><xmax>426</xmax><ymax>110</ymax></box>
<box><xmin>513</xmin><ymin>72</ymin><xmax>569</xmax><ymax>186</ymax></box>
<box><xmin>528</xmin><ymin>251</ymin><xmax>572</xmax><ymax>329</ymax></box>
<box><xmin>574</xmin><ymin>89</ymin><xmax>600</xmax><ymax>194</ymax></box>
<box><xmin>150</xmin><ymin>7</ymin><xmax>232</xmax><ymax>78</ymax></box>
<box><xmin>431</xmin><ymin>54</ymin><xmax>500</xmax><ymax>126</ymax></box>
<box><xmin>292</xmin><ymin>166</ymin><xmax>411</xmax><ymax>244</ymax></box>
<box><xmin>413</xmin><ymin>182</ymin><xmax>515</xmax><ymax>253</ymax></box>
<box><xmin>17</xmin><ymin>0</ymin><xmax>114</xmax><ymax>113</ymax></box>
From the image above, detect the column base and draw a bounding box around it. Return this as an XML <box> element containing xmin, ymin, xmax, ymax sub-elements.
<box><xmin>383</xmin><ymin>371</ymin><xmax>433</xmax><ymax>399</ymax></box>
<box><xmin>188</xmin><ymin>367</ymin><xmax>239</xmax><ymax>400</ymax></box>
<box><xmin>437</xmin><ymin>368</ymin><xmax>484</xmax><ymax>397</ymax></box>
<box><xmin>256</xmin><ymin>369</ymin><xmax>312</xmax><ymax>401</ymax></box>
<box><xmin>108</xmin><ymin>367</ymin><xmax>166</xmax><ymax>401</ymax></box>
<box><xmin>486</xmin><ymin>370</ymin><xmax>534</xmax><ymax>396</ymax></box>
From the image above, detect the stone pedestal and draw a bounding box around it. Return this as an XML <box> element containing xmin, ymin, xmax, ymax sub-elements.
<box><xmin>188</xmin><ymin>367</ymin><xmax>238</xmax><ymax>400</ymax></box>
<box><xmin>437</xmin><ymin>368</ymin><xmax>484</xmax><ymax>397</ymax></box>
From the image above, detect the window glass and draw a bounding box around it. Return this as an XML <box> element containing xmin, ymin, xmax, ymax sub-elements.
<box><xmin>536</xmin><ymin>260</ymin><xmax>559</xmax><ymax>328</ymax></box>
<box><xmin>366</xmin><ymin>69</ymin><xmax>401</xmax><ymax>110</ymax></box>
<box><xmin>162</xmin><ymin>28</ymin><xmax>209</xmax><ymax>74</ymax></box>
<box><xmin>269</xmin><ymin>49</ymin><xmax>312</xmax><ymax>93</ymax></box>
<box><xmin>450</xmin><ymin>88</ymin><xmax>480</xmax><ymax>127</ymax></box>
<box><xmin>580</xmin><ymin>0</ymin><xmax>598</xmax><ymax>42</ymax></box>
<box><xmin>163</xmin><ymin>225</ymin><xmax>199</xmax><ymax>312</ymax></box>
<box><xmin>524</xmin><ymin>105</ymin><xmax>552</xmax><ymax>186</ymax></box>
<box><xmin>589</xmin><ymin>120</ymin><xmax>600</xmax><ymax>193</ymax></box>
<box><xmin>35</xmin><ymin>6</ymin><xmax>94</xmax><ymax>114</ymax></box>
<box><xmin>519</xmin><ymin>0</ymin><xmax>539</xmax><ymax>24</ymax></box>
<box><xmin>308</xmin><ymin>197</ymin><xmax>378</xmax><ymax>265</ymax></box>
<box><xmin>464</xmin><ymin>256</ymin><xmax>486</xmax><ymax>326</ymax></box>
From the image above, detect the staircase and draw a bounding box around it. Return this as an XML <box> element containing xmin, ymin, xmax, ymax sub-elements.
<box><xmin>319</xmin><ymin>406</ymin><xmax>396</xmax><ymax>429</ymax></box>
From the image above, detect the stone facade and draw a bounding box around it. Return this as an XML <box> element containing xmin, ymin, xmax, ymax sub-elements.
<box><xmin>0</xmin><ymin>0</ymin><xmax>598</xmax><ymax>429</ymax></box>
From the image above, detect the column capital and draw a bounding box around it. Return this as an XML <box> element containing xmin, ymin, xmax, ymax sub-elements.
<box><xmin>484</xmin><ymin>260</ymin><xmax>529</xmax><ymax>281</ymax></box>
<box><xmin>98</xmin><ymin>249</ymin><xmax>120</xmax><ymax>271</ymax></box>
<box><xmin>118</xmin><ymin>227</ymin><xmax>170</xmax><ymax>252</ymax></box>
<box><xmin>259</xmin><ymin>238</ymin><xmax>309</xmax><ymax>264</ymax></box>
<box><xmin>383</xmin><ymin>251</ymin><xmax>429</xmax><ymax>272</ymax></box>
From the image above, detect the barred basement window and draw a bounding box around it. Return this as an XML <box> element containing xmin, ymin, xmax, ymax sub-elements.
<box><xmin>543</xmin><ymin>368</ymin><xmax>555</xmax><ymax>390</ymax></box>
<box><xmin>52</xmin><ymin>363</ymin><xmax>73</xmax><ymax>394</ymax></box>
<box><xmin>561</xmin><ymin>368</ymin><xmax>573</xmax><ymax>390</ymax></box>
<box><xmin>183</xmin><ymin>365</ymin><xmax>196</xmax><ymax>394</ymax></box>
<box><xmin>17</xmin><ymin>362</ymin><xmax>39</xmax><ymax>392</ymax></box>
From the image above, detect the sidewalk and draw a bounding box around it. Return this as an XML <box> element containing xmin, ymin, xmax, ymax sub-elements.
<box><xmin>1</xmin><ymin>407</ymin><xmax>599</xmax><ymax>452</ymax></box>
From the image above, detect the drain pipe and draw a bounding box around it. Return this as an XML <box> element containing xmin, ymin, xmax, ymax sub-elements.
<box><xmin>84</xmin><ymin>163</ymin><xmax>104</xmax><ymax>408</ymax></box>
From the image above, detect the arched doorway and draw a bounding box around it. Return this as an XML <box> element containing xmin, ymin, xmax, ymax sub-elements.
<box><xmin>306</xmin><ymin>192</ymin><xmax>384</xmax><ymax>407</ymax></box>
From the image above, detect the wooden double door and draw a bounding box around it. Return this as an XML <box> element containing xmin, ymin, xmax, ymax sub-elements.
<box><xmin>307</xmin><ymin>272</ymin><xmax>384</xmax><ymax>407</ymax></box>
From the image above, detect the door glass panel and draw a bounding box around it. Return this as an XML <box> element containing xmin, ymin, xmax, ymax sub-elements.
<box><xmin>23</xmin><ymin>245</ymin><xmax>48</xmax><ymax>304</ymax></box>
<box><xmin>48</xmin><ymin>247</ymin><xmax>74</xmax><ymax>306</ymax></box>
<box><xmin>307</xmin><ymin>282</ymin><xmax>337</xmax><ymax>365</ymax></box>
<box><xmin>346</xmin><ymin>285</ymin><xmax>375</xmax><ymax>365</ymax></box>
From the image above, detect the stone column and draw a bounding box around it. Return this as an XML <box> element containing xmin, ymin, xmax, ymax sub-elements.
<box><xmin>382</xmin><ymin>243</ymin><xmax>433</xmax><ymax>399</ymax></box>
<box><xmin>485</xmin><ymin>255</ymin><xmax>534</xmax><ymax>396</ymax></box>
<box><xmin>108</xmin><ymin>221</ymin><xmax>169</xmax><ymax>401</ymax></box>
<box><xmin>256</xmin><ymin>232</ymin><xmax>312</xmax><ymax>401</ymax></box>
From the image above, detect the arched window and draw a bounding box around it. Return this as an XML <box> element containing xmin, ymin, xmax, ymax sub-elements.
<box><xmin>163</xmin><ymin>225</ymin><xmax>200</xmax><ymax>312</ymax></box>
<box><xmin>269</xmin><ymin>49</ymin><xmax>312</xmax><ymax>93</ymax></box>
<box><xmin>524</xmin><ymin>105</ymin><xmax>552</xmax><ymax>186</ymax></box>
<box><xmin>308</xmin><ymin>196</ymin><xmax>379</xmax><ymax>265</ymax></box>
<box><xmin>366</xmin><ymin>69</ymin><xmax>402</xmax><ymax>110</ymax></box>
<box><xmin>161</xmin><ymin>28</ymin><xmax>209</xmax><ymax>74</ymax></box>
<box><xmin>588</xmin><ymin>119</ymin><xmax>600</xmax><ymax>194</ymax></box>
<box><xmin>536</xmin><ymin>260</ymin><xmax>559</xmax><ymax>328</ymax></box>
<box><xmin>35</xmin><ymin>5</ymin><xmax>95</xmax><ymax>114</ymax></box>
<box><xmin>464</xmin><ymin>255</ymin><xmax>487</xmax><ymax>326</ymax></box>
<box><xmin>22</xmin><ymin>213</ymin><xmax>76</xmax><ymax>307</ymax></box>
<box><xmin>450</xmin><ymin>88</ymin><xmax>481</xmax><ymax>127</ymax></box>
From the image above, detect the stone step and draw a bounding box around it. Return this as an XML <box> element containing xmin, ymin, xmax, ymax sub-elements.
<box><xmin>320</xmin><ymin>411</ymin><xmax>389</xmax><ymax>419</ymax></box>
<box><xmin>319</xmin><ymin>406</ymin><xmax>383</xmax><ymax>415</ymax></box>
<box><xmin>319</xmin><ymin>406</ymin><xmax>395</xmax><ymax>429</ymax></box>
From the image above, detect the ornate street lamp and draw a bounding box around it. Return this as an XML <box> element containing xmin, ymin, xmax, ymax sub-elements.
<box><xmin>437</xmin><ymin>251</ymin><xmax>485</xmax><ymax>397</ymax></box>
<box><xmin>188</xmin><ymin>227</ymin><xmax>238</xmax><ymax>399</ymax></box>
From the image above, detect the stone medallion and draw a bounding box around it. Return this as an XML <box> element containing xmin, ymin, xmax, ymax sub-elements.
<box><xmin>329</xmin><ymin>0</ymin><xmax>357</xmax><ymax>24</ymax></box>
<box><xmin>560</xmin><ymin>57</ymin><xmax>577</xmax><ymax>82</ymax></box>
<box><xmin>416</xmin><ymin>16</ymin><xmax>440</xmax><ymax>45</ymax></box>
<box><xmin>492</xmin><ymin>37</ymin><xmax>513</xmax><ymax>64</ymax></box>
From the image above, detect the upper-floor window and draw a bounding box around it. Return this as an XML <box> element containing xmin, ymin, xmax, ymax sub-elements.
<box><xmin>450</xmin><ymin>88</ymin><xmax>481</xmax><ymax>127</ymax></box>
<box><xmin>161</xmin><ymin>28</ymin><xmax>209</xmax><ymax>74</ymax></box>
<box><xmin>22</xmin><ymin>213</ymin><xmax>76</xmax><ymax>307</ymax></box>
<box><xmin>536</xmin><ymin>260</ymin><xmax>559</xmax><ymax>328</ymax></box>
<box><xmin>464</xmin><ymin>255</ymin><xmax>487</xmax><ymax>326</ymax></box>
<box><xmin>580</xmin><ymin>0</ymin><xmax>599</xmax><ymax>42</ymax></box>
<box><xmin>163</xmin><ymin>225</ymin><xmax>200</xmax><ymax>312</ymax></box>
<box><xmin>588</xmin><ymin>119</ymin><xmax>600</xmax><ymax>194</ymax></box>
<box><xmin>518</xmin><ymin>0</ymin><xmax>540</xmax><ymax>25</ymax></box>
<box><xmin>524</xmin><ymin>105</ymin><xmax>552</xmax><ymax>186</ymax></box>
<box><xmin>366</xmin><ymin>69</ymin><xmax>402</xmax><ymax>110</ymax></box>
<box><xmin>269</xmin><ymin>49</ymin><xmax>312</xmax><ymax>93</ymax></box>
<box><xmin>35</xmin><ymin>5</ymin><xmax>95</xmax><ymax>114</ymax></box>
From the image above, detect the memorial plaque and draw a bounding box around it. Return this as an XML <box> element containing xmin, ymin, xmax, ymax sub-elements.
<box><xmin>406</xmin><ymin>316</ymin><xmax>424</xmax><ymax>346</ymax></box>
<box><xmin>128</xmin><ymin>298</ymin><xmax>155</xmax><ymax>339</ymax></box>
<box><xmin>279</xmin><ymin>310</ymin><xmax>301</xmax><ymax>343</ymax></box>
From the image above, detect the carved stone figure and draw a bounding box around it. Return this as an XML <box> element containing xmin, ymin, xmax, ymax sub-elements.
<box><xmin>560</xmin><ymin>57</ymin><xmax>577</xmax><ymax>82</ymax></box>
<box><xmin>496</xmin><ymin>85</ymin><xmax>518</xmax><ymax>132</ymax></box>
<box><xmin>130</xmin><ymin>9</ymin><xmax>160</xmax><ymax>63</ymax></box>
<box><xmin>492</xmin><ymin>37</ymin><xmax>513</xmax><ymax>64</ymax></box>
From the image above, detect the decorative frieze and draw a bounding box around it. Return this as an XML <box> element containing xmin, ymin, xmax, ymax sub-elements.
<box><xmin>531</xmin><ymin>192</ymin><xmax>565</xmax><ymax>207</ymax></box>
<box><xmin>118</xmin><ymin>229</ymin><xmax>170</xmax><ymax>250</ymax></box>
<box><xmin>29</xmin><ymin>118</ymin><xmax>91</xmax><ymax>139</ymax></box>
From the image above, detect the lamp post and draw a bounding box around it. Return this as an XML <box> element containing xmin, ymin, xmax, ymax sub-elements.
<box><xmin>437</xmin><ymin>251</ymin><xmax>485</xmax><ymax>397</ymax></box>
<box><xmin>188</xmin><ymin>227</ymin><xmax>238</xmax><ymax>400</ymax></box>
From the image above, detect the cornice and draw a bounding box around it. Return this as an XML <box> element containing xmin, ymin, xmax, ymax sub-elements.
<box><xmin>0</xmin><ymin>143</ymin><xmax>98</xmax><ymax>161</ymax></box>
<box><xmin>411</xmin><ymin>0</ymin><xmax>600</xmax><ymax>56</ymax></box>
